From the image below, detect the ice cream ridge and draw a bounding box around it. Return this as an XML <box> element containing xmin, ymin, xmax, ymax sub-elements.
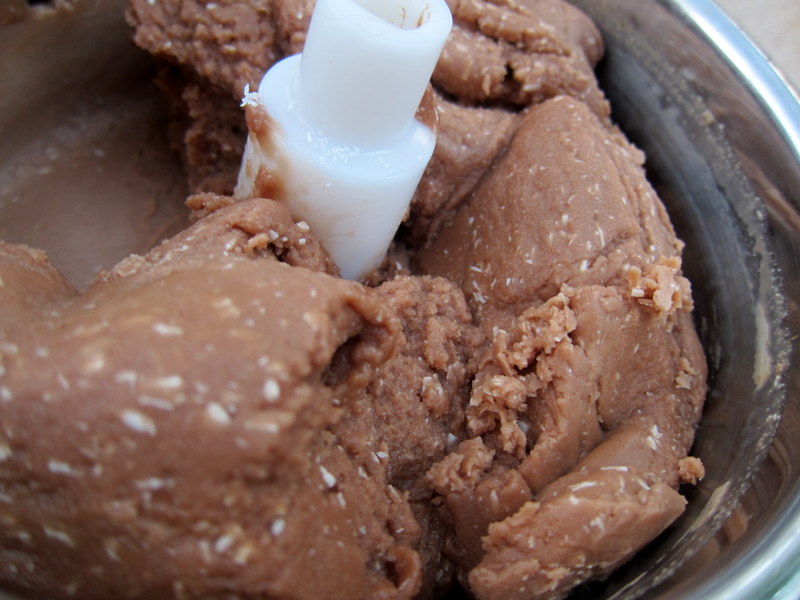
<box><xmin>0</xmin><ymin>0</ymin><xmax>707</xmax><ymax>599</ymax></box>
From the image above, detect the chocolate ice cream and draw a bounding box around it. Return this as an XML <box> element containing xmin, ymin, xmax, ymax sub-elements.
<box><xmin>0</xmin><ymin>0</ymin><xmax>707</xmax><ymax>599</ymax></box>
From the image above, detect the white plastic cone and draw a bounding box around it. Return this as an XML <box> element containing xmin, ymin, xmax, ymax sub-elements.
<box><xmin>235</xmin><ymin>0</ymin><xmax>452</xmax><ymax>280</ymax></box>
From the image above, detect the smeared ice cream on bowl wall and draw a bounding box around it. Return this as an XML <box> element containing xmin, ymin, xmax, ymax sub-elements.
<box><xmin>0</xmin><ymin>1</ymin><xmax>798</xmax><ymax>600</ymax></box>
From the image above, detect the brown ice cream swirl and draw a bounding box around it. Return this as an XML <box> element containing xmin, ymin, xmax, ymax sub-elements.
<box><xmin>0</xmin><ymin>1</ymin><xmax>707</xmax><ymax>599</ymax></box>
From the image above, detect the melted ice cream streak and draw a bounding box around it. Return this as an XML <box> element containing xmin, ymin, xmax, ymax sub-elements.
<box><xmin>235</xmin><ymin>0</ymin><xmax>452</xmax><ymax>280</ymax></box>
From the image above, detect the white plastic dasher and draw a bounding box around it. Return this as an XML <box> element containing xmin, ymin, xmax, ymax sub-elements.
<box><xmin>235</xmin><ymin>0</ymin><xmax>452</xmax><ymax>280</ymax></box>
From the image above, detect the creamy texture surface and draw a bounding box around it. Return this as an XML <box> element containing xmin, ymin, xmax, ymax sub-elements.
<box><xmin>0</xmin><ymin>1</ymin><xmax>706</xmax><ymax>599</ymax></box>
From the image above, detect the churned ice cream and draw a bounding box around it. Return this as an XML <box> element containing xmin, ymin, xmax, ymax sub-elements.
<box><xmin>0</xmin><ymin>0</ymin><xmax>706</xmax><ymax>599</ymax></box>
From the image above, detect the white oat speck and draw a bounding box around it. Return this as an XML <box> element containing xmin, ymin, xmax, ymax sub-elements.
<box><xmin>56</xmin><ymin>373</ymin><xmax>70</xmax><ymax>390</ymax></box>
<box><xmin>0</xmin><ymin>343</ymin><xmax>18</xmax><ymax>355</ymax></box>
<box><xmin>13</xmin><ymin>531</ymin><xmax>31</xmax><ymax>544</ymax></box>
<box><xmin>104</xmin><ymin>539</ymin><xmax>121</xmax><ymax>561</ymax></box>
<box><xmin>47</xmin><ymin>460</ymin><xmax>82</xmax><ymax>478</ymax></box>
<box><xmin>115</xmin><ymin>371</ymin><xmax>138</xmax><ymax>385</ymax></box>
<box><xmin>154</xmin><ymin>375</ymin><xmax>183</xmax><ymax>390</ymax></box>
<box><xmin>590</xmin><ymin>516</ymin><xmax>606</xmax><ymax>531</ymax></box>
<box><xmin>240</xmin><ymin>83</ymin><xmax>260</xmax><ymax>108</ymax></box>
<box><xmin>84</xmin><ymin>353</ymin><xmax>106</xmax><ymax>373</ymax></box>
<box><xmin>214</xmin><ymin>534</ymin><xmax>235</xmax><ymax>553</ymax></box>
<box><xmin>120</xmin><ymin>410</ymin><xmax>157</xmax><ymax>435</ymax></box>
<box><xmin>44</xmin><ymin>527</ymin><xmax>75</xmax><ymax>547</ymax></box>
<box><xmin>569</xmin><ymin>481</ymin><xmax>597</xmax><ymax>492</ymax></box>
<box><xmin>206</xmin><ymin>402</ymin><xmax>231</xmax><ymax>425</ymax></box>
<box><xmin>319</xmin><ymin>465</ymin><xmax>337</xmax><ymax>489</ymax></box>
<box><xmin>138</xmin><ymin>395</ymin><xmax>173</xmax><ymax>411</ymax></box>
<box><xmin>153</xmin><ymin>323</ymin><xmax>184</xmax><ymax>336</ymax></box>
<box><xmin>135</xmin><ymin>477</ymin><xmax>172</xmax><ymax>491</ymax></box>
<box><xmin>234</xmin><ymin>544</ymin><xmax>254</xmax><ymax>565</ymax></box>
<box><xmin>262</xmin><ymin>379</ymin><xmax>280</xmax><ymax>402</ymax></box>
<box><xmin>271</xmin><ymin>518</ymin><xmax>286</xmax><ymax>536</ymax></box>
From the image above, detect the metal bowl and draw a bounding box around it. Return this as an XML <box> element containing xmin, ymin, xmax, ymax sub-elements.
<box><xmin>567</xmin><ymin>1</ymin><xmax>800</xmax><ymax>598</ymax></box>
<box><xmin>1</xmin><ymin>0</ymin><xmax>799</xmax><ymax>598</ymax></box>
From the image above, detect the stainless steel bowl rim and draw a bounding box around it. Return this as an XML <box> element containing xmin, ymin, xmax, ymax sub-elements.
<box><xmin>664</xmin><ymin>1</ymin><xmax>800</xmax><ymax>597</ymax></box>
